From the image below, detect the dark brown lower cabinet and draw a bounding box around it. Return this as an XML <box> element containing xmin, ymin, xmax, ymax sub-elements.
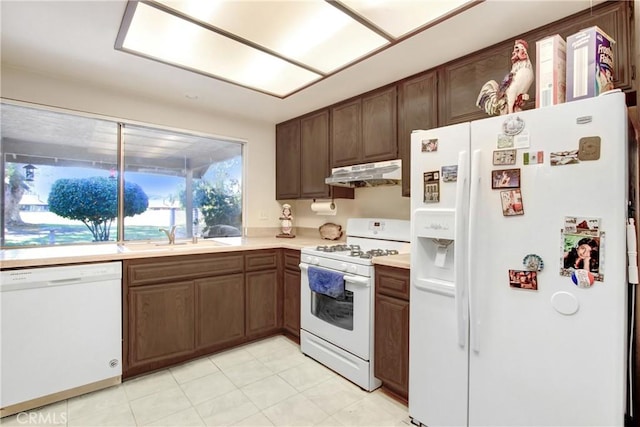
<box><xmin>196</xmin><ymin>274</ymin><xmax>245</xmax><ymax>350</ymax></box>
<box><xmin>124</xmin><ymin>250</ymin><xmax>288</xmax><ymax>378</ymax></box>
<box><xmin>283</xmin><ymin>250</ymin><xmax>301</xmax><ymax>338</ymax></box>
<box><xmin>128</xmin><ymin>281</ymin><xmax>195</xmax><ymax>369</ymax></box>
<box><xmin>374</xmin><ymin>265</ymin><xmax>410</xmax><ymax>401</ymax></box>
<box><xmin>246</xmin><ymin>269</ymin><xmax>280</xmax><ymax>337</ymax></box>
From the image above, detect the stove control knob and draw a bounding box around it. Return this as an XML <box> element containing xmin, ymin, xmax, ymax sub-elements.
<box><xmin>312</xmin><ymin>257</ymin><xmax>320</xmax><ymax>265</ymax></box>
<box><xmin>347</xmin><ymin>265</ymin><xmax>358</xmax><ymax>274</ymax></box>
<box><xmin>338</xmin><ymin>263</ymin><xmax>348</xmax><ymax>271</ymax></box>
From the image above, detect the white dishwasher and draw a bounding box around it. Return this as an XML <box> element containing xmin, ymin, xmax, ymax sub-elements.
<box><xmin>1</xmin><ymin>261</ymin><xmax>122</xmax><ymax>416</ymax></box>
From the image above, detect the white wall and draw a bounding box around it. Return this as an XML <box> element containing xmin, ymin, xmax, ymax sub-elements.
<box><xmin>1</xmin><ymin>65</ymin><xmax>412</xmax><ymax>233</ymax></box>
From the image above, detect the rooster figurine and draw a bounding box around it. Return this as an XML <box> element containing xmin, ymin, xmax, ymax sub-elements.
<box><xmin>476</xmin><ymin>39</ymin><xmax>534</xmax><ymax>116</ymax></box>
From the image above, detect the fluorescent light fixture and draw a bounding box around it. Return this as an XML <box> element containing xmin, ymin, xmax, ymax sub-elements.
<box><xmin>115</xmin><ymin>0</ymin><xmax>478</xmax><ymax>98</ymax></box>
<box><xmin>340</xmin><ymin>0</ymin><xmax>474</xmax><ymax>38</ymax></box>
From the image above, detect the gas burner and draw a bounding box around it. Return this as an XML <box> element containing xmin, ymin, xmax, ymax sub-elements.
<box><xmin>350</xmin><ymin>249</ymin><xmax>364</xmax><ymax>257</ymax></box>
<box><xmin>354</xmin><ymin>249</ymin><xmax>401</xmax><ymax>259</ymax></box>
<box><xmin>315</xmin><ymin>244</ymin><xmax>361</xmax><ymax>253</ymax></box>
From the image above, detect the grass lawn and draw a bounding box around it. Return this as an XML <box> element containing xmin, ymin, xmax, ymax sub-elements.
<box><xmin>4</xmin><ymin>223</ymin><xmax>176</xmax><ymax>247</ymax></box>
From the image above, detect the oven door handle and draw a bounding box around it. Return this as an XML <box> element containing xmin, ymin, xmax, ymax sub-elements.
<box><xmin>299</xmin><ymin>264</ymin><xmax>370</xmax><ymax>288</ymax></box>
<box><xmin>344</xmin><ymin>275</ymin><xmax>370</xmax><ymax>287</ymax></box>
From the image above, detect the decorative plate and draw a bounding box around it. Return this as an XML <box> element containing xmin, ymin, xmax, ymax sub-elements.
<box><xmin>319</xmin><ymin>223</ymin><xmax>343</xmax><ymax>240</ymax></box>
<box><xmin>502</xmin><ymin>116</ymin><xmax>525</xmax><ymax>136</ymax></box>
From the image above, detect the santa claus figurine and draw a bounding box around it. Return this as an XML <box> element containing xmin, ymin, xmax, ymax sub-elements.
<box><xmin>476</xmin><ymin>39</ymin><xmax>535</xmax><ymax>116</ymax></box>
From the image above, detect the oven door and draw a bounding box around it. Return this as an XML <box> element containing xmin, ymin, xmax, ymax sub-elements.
<box><xmin>300</xmin><ymin>263</ymin><xmax>372</xmax><ymax>360</ymax></box>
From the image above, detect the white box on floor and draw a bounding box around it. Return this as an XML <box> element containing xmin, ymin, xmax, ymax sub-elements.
<box><xmin>536</xmin><ymin>34</ymin><xmax>566</xmax><ymax>108</ymax></box>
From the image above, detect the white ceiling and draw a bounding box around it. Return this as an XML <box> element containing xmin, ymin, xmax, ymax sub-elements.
<box><xmin>0</xmin><ymin>0</ymin><xmax>604</xmax><ymax>125</ymax></box>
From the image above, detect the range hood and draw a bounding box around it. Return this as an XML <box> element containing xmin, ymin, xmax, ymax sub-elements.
<box><xmin>325</xmin><ymin>159</ymin><xmax>401</xmax><ymax>188</ymax></box>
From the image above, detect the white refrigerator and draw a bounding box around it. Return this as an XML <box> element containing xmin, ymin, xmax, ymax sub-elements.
<box><xmin>409</xmin><ymin>92</ymin><xmax>629</xmax><ymax>426</ymax></box>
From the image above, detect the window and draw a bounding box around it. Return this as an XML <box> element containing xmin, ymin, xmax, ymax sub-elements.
<box><xmin>1</xmin><ymin>102</ymin><xmax>243</xmax><ymax>248</ymax></box>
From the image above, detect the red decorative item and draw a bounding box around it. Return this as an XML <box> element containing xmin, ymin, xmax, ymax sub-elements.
<box><xmin>476</xmin><ymin>39</ymin><xmax>534</xmax><ymax>116</ymax></box>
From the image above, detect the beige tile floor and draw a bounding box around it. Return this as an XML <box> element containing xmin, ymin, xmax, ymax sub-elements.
<box><xmin>1</xmin><ymin>335</ymin><xmax>410</xmax><ymax>427</ymax></box>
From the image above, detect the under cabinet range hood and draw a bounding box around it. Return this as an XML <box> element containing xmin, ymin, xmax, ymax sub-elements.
<box><xmin>325</xmin><ymin>159</ymin><xmax>401</xmax><ymax>188</ymax></box>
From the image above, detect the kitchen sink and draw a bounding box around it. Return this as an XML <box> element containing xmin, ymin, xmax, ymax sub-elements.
<box><xmin>119</xmin><ymin>239</ymin><xmax>229</xmax><ymax>253</ymax></box>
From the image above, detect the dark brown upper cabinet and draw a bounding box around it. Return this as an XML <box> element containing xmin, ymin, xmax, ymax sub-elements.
<box><xmin>331</xmin><ymin>85</ymin><xmax>398</xmax><ymax>168</ymax></box>
<box><xmin>438</xmin><ymin>1</ymin><xmax>632</xmax><ymax>126</ymax></box>
<box><xmin>275</xmin><ymin>119</ymin><xmax>301</xmax><ymax>200</ymax></box>
<box><xmin>397</xmin><ymin>71</ymin><xmax>438</xmax><ymax>197</ymax></box>
<box><xmin>276</xmin><ymin>110</ymin><xmax>353</xmax><ymax>200</ymax></box>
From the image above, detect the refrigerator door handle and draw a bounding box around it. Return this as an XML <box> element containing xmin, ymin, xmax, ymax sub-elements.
<box><xmin>454</xmin><ymin>150</ymin><xmax>468</xmax><ymax>348</ymax></box>
<box><xmin>468</xmin><ymin>149</ymin><xmax>482</xmax><ymax>353</ymax></box>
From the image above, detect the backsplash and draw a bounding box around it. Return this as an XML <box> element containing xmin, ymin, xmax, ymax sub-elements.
<box><xmin>292</xmin><ymin>185</ymin><xmax>410</xmax><ymax>230</ymax></box>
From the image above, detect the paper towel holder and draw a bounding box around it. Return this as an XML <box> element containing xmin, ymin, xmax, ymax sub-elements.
<box><xmin>312</xmin><ymin>199</ymin><xmax>335</xmax><ymax>210</ymax></box>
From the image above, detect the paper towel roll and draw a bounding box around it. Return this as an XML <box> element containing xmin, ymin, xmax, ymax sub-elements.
<box><xmin>311</xmin><ymin>201</ymin><xmax>336</xmax><ymax>215</ymax></box>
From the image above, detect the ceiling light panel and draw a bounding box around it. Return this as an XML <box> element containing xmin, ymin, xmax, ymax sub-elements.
<box><xmin>118</xmin><ymin>2</ymin><xmax>322</xmax><ymax>97</ymax></box>
<box><xmin>154</xmin><ymin>0</ymin><xmax>390</xmax><ymax>74</ymax></box>
<box><xmin>340</xmin><ymin>0</ymin><xmax>475</xmax><ymax>38</ymax></box>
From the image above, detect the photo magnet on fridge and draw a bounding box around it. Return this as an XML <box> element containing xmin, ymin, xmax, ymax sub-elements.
<box><xmin>564</xmin><ymin>216</ymin><xmax>600</xmax><ymax>236</ymax></box>
<box><xmin>500</xmin><ymin>189</ymin><xmax>524</xmax><ymax>216</ymax></box>
<box><xmin>577</xmin><ymin>136</ymin><xmax>601</xmax><ymax>160</ymax></box>
<box><xmin>493</xmin><ymin>149</ymin><xmax>517</xmax><ymax>166</ymax></box>
<box><xmin>560</xmin><ymin>231</ymin><xmax>604</xmax><ymax>282</ymax></box>
<box><xmin>509</xmin><ymin>269</ymin><xmax>538</xmax><ymax>290</ymax></box>
<box><xmin>441</xmin><ymin>165</ymin><xmax>458</xmax><ymax>182</ymax></box>
<box><xmin>492</xmin><ymin>168</ymin><xmax>521</xmax><ymax>189</ymax></box>
<box><xmin>550</xmin><ymin>150</ymin><xmax>579</xmax><ymax>166</ymax></box>
<box><xmin>422</xmin><ymin>139</ymin><xmax>438</xmax><ymax>152</ymax></box>
<box><xmin>423</xmin><ymin>171</ymin><xmax>440</xmax><ymax>203</ymax></box>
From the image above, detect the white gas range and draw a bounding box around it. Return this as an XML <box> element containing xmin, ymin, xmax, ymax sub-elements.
<box><xmin>299</xmin><ymin>218</ymin><xmax>410</xmax><ymax>391</ymax></box>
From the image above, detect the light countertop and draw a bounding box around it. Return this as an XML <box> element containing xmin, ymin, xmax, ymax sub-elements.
<box><xmin>0</xmin><ymin>236</ymin><xmax>332</xmax><ymax>269</ymax></box>
<box><xmin>1</xmin><ymin>237</ymin><xmax>411</xmax><ymax>270</ymax></box>
<box><xmin>372</xmin><ymin>253</ymin><xmax>410</xmax><ymax>269</ymax></box>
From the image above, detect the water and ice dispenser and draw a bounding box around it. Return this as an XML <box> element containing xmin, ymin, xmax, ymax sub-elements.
<box><xmin>412</xmin><ymin>208</ymin><xmax>459</xmax><ymax>295</ymax></box>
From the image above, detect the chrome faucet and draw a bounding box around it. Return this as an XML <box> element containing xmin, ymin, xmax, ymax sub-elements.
<box><xmin>159</xmin><ymin>226</ymin><xmax>177</xmax><ymax>244</ymax></box>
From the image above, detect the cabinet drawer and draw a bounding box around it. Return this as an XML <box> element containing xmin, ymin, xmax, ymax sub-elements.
<box><xmin>245</xmin><ymin>250</ymin><xmax>278</xmax><ymax>271</ymax></box>
<box><xmin>375</xmin><ymin>266</ymin><xmax>410</xmax><ymax>300</ymax></box>
<box><xmin>127</xmin><ymin>254</ymin><xmax>244</xmax><ymax>286</ymax></box>
<box><xmin>284</xmin><ymin>250</ymin><xmax>301</xmax><ymax>271</ymax></box>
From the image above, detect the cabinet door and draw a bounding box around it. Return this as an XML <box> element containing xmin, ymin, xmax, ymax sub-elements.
<box><xmin>283</xmin><ymin>268</ymin><xmax>301</xmax><ymax>338</ymax></box>
<box><xmin>374</xmin><ymin>293</ymin><xmax>410</xmax><ymax>399</ymax></box>
<box><xmin>195</xmin><ymin>274</ymin><xmax>245</xmax><ymax>350</ymax></box>
<box><xmin>246</xmin><ymin>269</ymin><xmax>280</xmax><ymax>337</ymax></box>
<box><xmin>330</xmin><ymin>98</ymin><xmax>361</xmax><ymax>167</ymax></box>
<box><xmin>376</xmin><ymin>265</ymin><xmax>410</xmax><ymax>300</ymax></box>
<box><xmin>276</xmin><ymin>119</ymin><xmax>301</xmax><ymax>199</ymax></box>
<box><xmin>362</xmin><ymin>86</ymin><xmax>398</xmax><ymax>163</ymax></box>
<box><xmin>398</xmin><ymin>72</ymin><xmax>437</xmax><ymax>197</ymax></box>
<box><xmin>129</xmin><ymin>281</ymin><xmax>195</xmax><ymax>368</ymax></box>
<box><xmin>300</xmin><ymin>110</ymin><xmax>331</xmax><ymax>198</ymax></box>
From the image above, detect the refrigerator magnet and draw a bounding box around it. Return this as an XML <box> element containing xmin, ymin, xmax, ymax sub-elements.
<box><xmin>513</xmin><ymin>132</ymin><xmax>530</xmax><ymax>149</ymax></box>
<box><xmin>509</xmin><ymin>269</ymin><xmax>538</xmax><ymax>290</ymax></box>
<box><xmin>421</xmin><ymin>138</ymin><xmax>438</xmax><ymax>152</ymax></box>
<box><xmin>491</xmin><ymin>169</ymin><xmax>520</xmax><ymax>189</ymax></box>
<box><xmin>563</xmin><ymin>216</ymin><xmax>600</xmax><ymax>236</ymax></box>
<box><xmin>441</xmin><ymin>165</ymin><xmax>458</xmax><ymax>182</ymax></box>
<box><xmin>571</xmin><ymin>269</ymin><xmax>595</xmax><ymax>288</ymax></box>
<box><xmin>577</xmin><ymin>136</ymin><xmax>601</xmax><ymax>161</ymax></box>
<box><xmin>497</xmin><ymin>134</ymin><xmax>514</xmax><ymax>149</ymax></box>
<box><xmin>560</xmin><ymin>231</ymin><xmax>604</xmax><ymax>282</ymax></box>
<box><xmin>500</xmin><ymin>189</ymin><xmax>524</xmax><ymax>216</ymax></box>
<box><xmin>493</xmin><ymin>149</ymin><xmax>517</xmax><ymax>166</ymax></box>
<box><xmin>423</xmin><ymin>171</ymin><xmax>440</xmax><ymax>203</ymax></box>
<box><xmin>523</xmin><ymin>151</ymin><xmax>544</xmax><ymax>165</ymax></box>
<box><xmin>550</xmin><ymin>150</ymin><xmax>579</xmax><ymax>166</ymax></box>
<box><xmin>502</xmin><ymin>116</ymin><xmax>525</xmax><ymax>136</ymax></box>
<box><xmin>523</xmin><ymin>254</ymin><xmax>544</xmax><ymax>271</ymax></box>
